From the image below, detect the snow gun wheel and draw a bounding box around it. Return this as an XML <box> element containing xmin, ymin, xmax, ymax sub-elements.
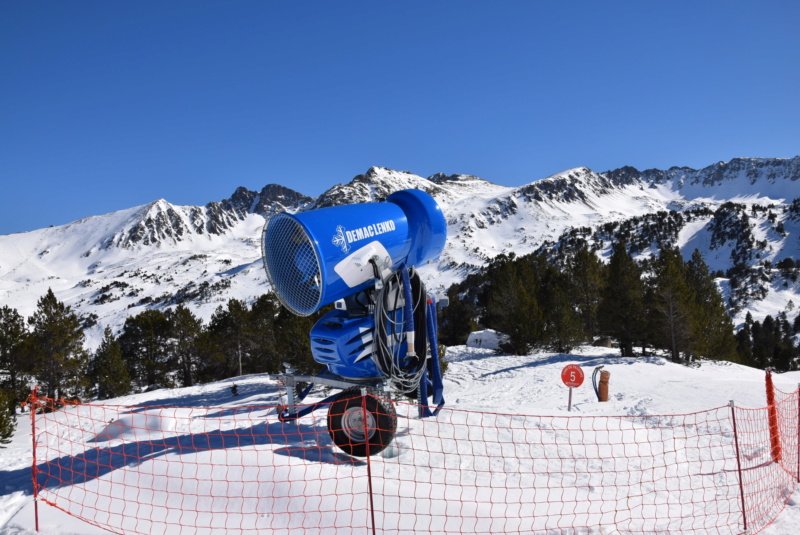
<box><xmin>327</xmin><ymin>387</ymin><xmax>397</xmax><ymax>457</ymax></box>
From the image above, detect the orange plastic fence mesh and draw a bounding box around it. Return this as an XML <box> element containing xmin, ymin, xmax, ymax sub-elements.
<box><xmin>31</xmin><ymin>389</ymin><xmax>799</xmax><ymax>535</ymax></box>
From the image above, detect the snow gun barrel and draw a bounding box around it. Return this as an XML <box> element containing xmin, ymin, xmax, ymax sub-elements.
<box><xmin>261</xmin><ymin>189</ymin><xmax>446</xmax><ymax>316</ymax></box>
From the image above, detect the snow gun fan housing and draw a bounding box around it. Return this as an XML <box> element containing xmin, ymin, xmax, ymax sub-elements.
<box><xmin>262</xmin><ymin>189</ymin><xmax>446</xmax><ymax>316</ymax></box>
<box><xmin>261</xmin><ymin>189</ymin><xmax>446</xmax><ymax>385</ymax></box>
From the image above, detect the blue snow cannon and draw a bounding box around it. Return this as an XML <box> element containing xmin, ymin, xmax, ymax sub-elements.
<box><xmin>261</xmin><ymin>189</ymin><xmax>447</xmax><ymax>456</ymax></box>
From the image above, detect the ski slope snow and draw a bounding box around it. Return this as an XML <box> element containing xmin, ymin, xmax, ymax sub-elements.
<box><xmin>1</xmin><ymin>345</ymin><xmax>799</xmax><ymax>534</ymax></box>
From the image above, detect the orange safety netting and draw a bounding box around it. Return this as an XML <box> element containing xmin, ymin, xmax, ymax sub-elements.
<box><xmin>30</xmin><ymin>386</ymin><xmax>799</xmax><ymax>535</ymax></box>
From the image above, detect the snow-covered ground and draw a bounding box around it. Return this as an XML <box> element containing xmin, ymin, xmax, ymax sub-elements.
<box><xmin>2</xmin><ymin>345</ymin><xmax>800</xmax><ymax>534</ymax></box>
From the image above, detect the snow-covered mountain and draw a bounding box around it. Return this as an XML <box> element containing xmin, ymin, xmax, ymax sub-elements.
<box><xmin>1</xmin><ymin>157</ymin><xmax>798</xmax><ymax>348</ymax></box>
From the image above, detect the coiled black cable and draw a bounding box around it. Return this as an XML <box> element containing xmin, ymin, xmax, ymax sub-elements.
<box><xmin>371</xmin><ymin>267</ymin><xmax>427</xmax><ymax>394</ymax></box>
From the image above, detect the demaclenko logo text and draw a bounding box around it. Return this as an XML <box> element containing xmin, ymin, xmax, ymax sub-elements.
<box><xmin>332</xmin><ymin>220</ymin><xmax>396</xmax><ymax>254</ymax></box>
<box><xmin>345</xmin><ymin>220</ymin><xmax>396</xmax><ymax>243</ymax></box>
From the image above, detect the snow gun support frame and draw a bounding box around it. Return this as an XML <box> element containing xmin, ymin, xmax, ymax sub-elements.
<box><xmin>275</xmin><ymin>293</ymin><xmax>446</xmax><ymax>419</ymax></box>
<box><xmin>271</xmin><ymin>292</ymin><xmax>446</xmax><ymax>459</ymax></box>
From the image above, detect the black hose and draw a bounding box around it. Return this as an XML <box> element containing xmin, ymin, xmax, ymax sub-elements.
<box><xmin>371</xmin><ymin>267</ymin><xmax>427</xmax><ymax>394</ymax></box>
<box><xmin>592</xmin><ymin>366</ymin><xmax>604</xmax><ymax>402</ymax></box>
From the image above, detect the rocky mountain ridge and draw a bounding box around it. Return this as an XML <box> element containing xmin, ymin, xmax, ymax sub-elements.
<box><xmin>607</xmin><ymin>157</ymin><xmax>800</xmax><ymax>189</ymax></box>
<box><xmin>0</xmin><ymin>157</ymin><xmax>797</xmax><ymax>347</ymax></box>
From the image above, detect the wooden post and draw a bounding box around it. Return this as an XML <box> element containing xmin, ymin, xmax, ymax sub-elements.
<box><xmin>730</xmin><ymin>400</ymin><xmax>748</xmax><ymax>534</ymax></box>
<box><xmin>598</xmin><ymin>370</ymin><xmax>610</xmax><ymax>402</ymax></box>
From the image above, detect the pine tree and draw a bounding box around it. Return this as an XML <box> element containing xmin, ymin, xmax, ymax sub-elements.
<box><xmin>650</xmin><ymin>247</ymin><xmax>694</xmax><ymax>362</ymax></box>
<box><xmin>118</xmin><ymin>309</ymin><xmax>172</xmax><ymax>389</ymax></box>
<box><xmin>598</xmin><ymin>242</ymin><xmax>645</xmax><ymax>357</ymax></box>
<box><xmin>165</xmin><ymin>305</ymin><xmax>203</xmax><ymax>386</ymax></box>
<box><xmin>568</xmin><ymin>246</ymin><xmax>605</xmax><ymax>340</ymax></box>
<box><xmin>752</xmin><ymin>316</ymin><xmax>775</xmax><ymax>369</ymax></box>
<box><xmin>539</xmin><ymin>261</ymin><xmax>584</xmax><ymax>352</ymax></box>
<box><xmin>273</xmin><ymin>307</ymin><xmax>319</xmax><ymax>374</ymax></box>
<box><xmin>482</xmin><ymin>257</ymin><xmax>543</xmax><ymax>355</ymax></box>
<box><xmin>684</xmin><ymin>249</ymin><xmax>738</xmax><ymax>362</ymax></box>
<box><xmin>772</xmin><ymin>315</ymin><xmax>798</xmax><ymax>371</ymax></box>
<box><xmin>194</xmin><ymin>329</ymin><xmax>224</xmax><ymax>384</ymax></box>
<box><xmin>0</xmin><ymin>388</ymin><xmax>16</xmax><ymax>447</ymax></box>
<box><xmin>736</xmin><ymin>315</ymin><xmax>754</xmax><ymax>366</ymax></box>
<box><xmin>247</xmin><ymin>293</ymin><xmax>280</xmax><ymax>374</ymax></box>
<box><xmin>25</xmin><ymin>289</ymin><xmax>88</xmax><ymax>399</ymax></box>
<box><xmin>91</xmin><ymin>327</ymin><xmax>132</xmax><ymax>399</ymax></box>
<box><xmin>206</xmin><ymin>299</ymin><xmax>251</xmax><ymax>378</ymax></box>
<box><xmin>438</xmin><ymin>285</ymin><xmax>479</xmax><ymax>347</ymax></box>
<box><xmin>0</xmin><ymin>306</ymin><xmax>28</xmax><ymax>405</ymax></box>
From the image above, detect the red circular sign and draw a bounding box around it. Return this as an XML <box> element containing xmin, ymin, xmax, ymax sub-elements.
<box><xmin>561</xmin><ymin>364</ymin><xmax>584</xmax><ymax>388</ymax></box>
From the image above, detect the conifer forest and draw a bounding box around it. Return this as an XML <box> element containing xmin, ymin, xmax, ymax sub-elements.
<box><xmin>2</xmin><ymin>242</ymin><xmax>799</xmax><ymax>446</ymax></box>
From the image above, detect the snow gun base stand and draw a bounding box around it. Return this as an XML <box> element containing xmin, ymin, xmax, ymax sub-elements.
<box><xmin>272</xmin><ymin>272</ymin><xmax>446</xmax><ymax>458</ymax></box>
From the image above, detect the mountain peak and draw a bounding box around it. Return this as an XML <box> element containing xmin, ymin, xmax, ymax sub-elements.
<box><xmin>364</xmin><ymin>165</ymin><xmax>403</xmax><ymax>177</ymax></box>
<box><xmin>513</xmin><ymin>166</ymin><xmax>621</xmax><ymax>204</ymax></box>
<box><xmin>310</xmin><ymin>167</ymin><xmax>434</xmax><ymax>209</ymax></box>
<box><xmin>250</xmin><ymin>184</ymin><xmax>314</xmax><ymax>216</ymax></box>
<box><xmin>427</xmin><ymin>172</ymin><xmax>484</xmax><ymax>185</ymax></box>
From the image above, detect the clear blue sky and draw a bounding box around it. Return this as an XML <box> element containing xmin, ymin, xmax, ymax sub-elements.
<box><xmin>1</xmin><ymin>1</ymin><xmax>798</xmax><ymax>235</ymax></box>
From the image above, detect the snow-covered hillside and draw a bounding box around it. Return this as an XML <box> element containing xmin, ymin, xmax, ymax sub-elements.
<box><xmin>1</xmin><ymin>344</ymin><xmax>799</xmax><ymax>534</ymax></box>
<box><xmin>0</xmin><ymin>157</ymin><xmax>798</xmax><ymax>347</ymax></box>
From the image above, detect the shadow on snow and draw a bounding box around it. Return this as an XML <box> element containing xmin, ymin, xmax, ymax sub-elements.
<box><xmin>33</xmin><ymin>417</ymin><xmax>364</xmax><ymax>496</ymax></box>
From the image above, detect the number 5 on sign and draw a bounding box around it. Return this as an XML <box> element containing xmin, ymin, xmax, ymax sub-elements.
<box><xmin>561</xmin><ymin>364</ymin><xmax>584</xmax><ymax>411</ymax></box>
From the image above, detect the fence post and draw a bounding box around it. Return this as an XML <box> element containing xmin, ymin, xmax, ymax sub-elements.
<box><xmin>797</xmin><ymin>383</ymin><xmax>800</xmax><ymax>483</ymax></box>
<box><xmin>730</xmin><ymin>400</ymin><xmax>748</xmax><ymax>534</ymax></box>
<box><xmin>765</xmin><ymin>371</ymin><xmax>782</xmax><ymax>462</ymax></box>
<box><xmin>29</xmin><ymin>387</ymin><xmax>39</xmax><ymax>533</ymax></box>
<box><xmin>361</xmin><ymin>388</ymin><xmax>377</xmax><ymax>535</ymax></box>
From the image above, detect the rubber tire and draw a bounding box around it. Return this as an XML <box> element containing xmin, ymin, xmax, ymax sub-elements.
<box><xmin>327</xmin><ymin>387</ymin><xmax>397</xmax><ymax>457</ymax></box>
